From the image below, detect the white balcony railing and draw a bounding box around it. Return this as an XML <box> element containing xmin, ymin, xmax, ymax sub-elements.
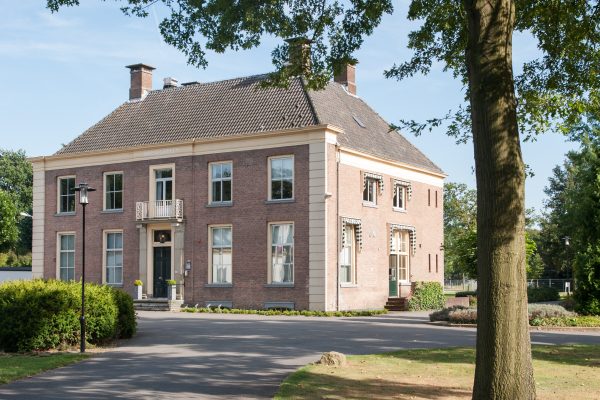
<box><xmin>136</xmin><ymin>200</ymin><xmax>183</xmax><ymax>220</ymax></box>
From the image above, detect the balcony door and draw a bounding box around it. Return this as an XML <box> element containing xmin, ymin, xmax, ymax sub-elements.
<box><xmin>155</xmin><ymin>169</ymin><xmax>173</xmax><ymax>218</ymax></box>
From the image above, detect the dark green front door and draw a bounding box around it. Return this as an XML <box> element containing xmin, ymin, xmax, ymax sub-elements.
<box><xmin>389</xmin><ymin>255</ymin><xmax>398</xmax><ymax>297</ymax></box>
<box><xmin>153</xmin><ymin>247</ymin><xmax>171</xmax><ymax>298</ymax></box>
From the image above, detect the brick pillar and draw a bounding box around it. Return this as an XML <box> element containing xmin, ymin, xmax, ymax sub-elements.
<box><xmin>334</xmin><ymin>63</ymin><xmax>357</xmax><ymax>95</ymax></box>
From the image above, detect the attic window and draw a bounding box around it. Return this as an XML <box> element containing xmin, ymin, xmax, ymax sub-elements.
<box><xmin>353</xmin><ymin>117</ymin><xmax>366</xmax><ymax>128</ymax></box>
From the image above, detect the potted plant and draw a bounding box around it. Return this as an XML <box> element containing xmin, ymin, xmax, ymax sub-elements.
<box><xmin>134</xmin><ymin>280</ymin><xmax>143</xmax><ymax>300</ymax></box>
<box><xmin>167</xmin><ymin>280</ymin><xmax>177</xmax><ymax>300</ymax></box>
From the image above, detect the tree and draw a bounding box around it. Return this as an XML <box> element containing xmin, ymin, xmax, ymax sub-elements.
<box><xmin>47</xmin><ymin>0</ymin><xmax>600</xmax><ymax>397</ymax></box>
<box><xmin>443</xmin><ymin>182</ymin><xmax>477</xmax><ymax>279</ymax></box>
<box><xmin>0</xmin><ymin>149</ymin><xmax>33</xmax><ymax>251</ymax></box>
<box><xmin>0</xmin><ymin>190</ymin><xmax>18</xmax><ymax>254</ymax></box>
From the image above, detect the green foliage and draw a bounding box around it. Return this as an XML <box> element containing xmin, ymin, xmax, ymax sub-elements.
<box><xmin>407</xmin><ymin>281</ymin><xmax>445</xmax><ymax>311</ymax></box>
<box><xmin>0</xmin><ymin>190</ymin><xmax>18</xmax><ymax>253</ymax></box>
<box><xmin>134</xmin><ymin>280</ymin><xmax>143</xmax><ymax>286</ymax></box>
<box><xmin>111</xmin><ymin>288</ymin><xmax>137</xmax><ymax>339</ymax></box>
<box><xmin>180</xmin><ymin>307</ymin><xmax>388</xmax><ymax>317</ymax></box>
<box><xmin>455</xmin><ymin>291</ymin><xmax>477</xmax><ymax>298</ymax></box>
<box><xmin>431</xmin><ymin>304</ymin><xmax>574</xmax><ymax>324</ymax></box>
<box><xmin>167</xmin><ymin>280</ymin><xmax>176</xmax><ymax>286</ymax></box>
<box><xmin>0</xmin><ymin>279</ymin><xmax>136</xmax><ymax>352</ymax></box>
<box><xmin>443</xmin><ymin>182</ymin><xmax>476</xmax><ymax>279</ymax></box>
<box><xmin>527</xmin><ymin>287</ymin><xmax>560</xmax><ymax>303</ymax></box>
<box><xmin>529</xmin><ymin>316</ymin><xmax>600</xmax><ymax>327</ymax></box>
<box><xmin>0</xmin><ymin>251</ymin><xmax>32</xmax><ymax>268</ymax></box>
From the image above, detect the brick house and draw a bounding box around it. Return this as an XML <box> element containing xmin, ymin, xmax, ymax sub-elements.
<box><xmin>29</xmin><ymin>55</ymin><xmax>446</xmax><ymax>311</ymax></box>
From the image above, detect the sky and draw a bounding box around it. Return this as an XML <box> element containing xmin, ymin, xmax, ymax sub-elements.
<box><xmin>0</xmin><ymin>1</ymin><xmax>578</xmax><ymax>214</ymax></box>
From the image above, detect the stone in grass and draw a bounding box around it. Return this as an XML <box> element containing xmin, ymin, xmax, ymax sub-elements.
<box><xmin>320</xmin><ymin>351</ymin><xmax>346</xmax><ymax>367</ymax></box>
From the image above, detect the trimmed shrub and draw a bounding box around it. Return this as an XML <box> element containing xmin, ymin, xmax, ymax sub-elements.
<box><xmin>527</xmin><ymin>287</ymin><xmax>560</xmax><ymax>303</ymax></box>
<box><xmin>0</xmin><ymin>279</ymin><xmax>136</xmax><ymax>352</ymax></box>
<box><xmin>111</xmin><ymin>288</ymin><xmax>137</xmax><ymax>338</ymax></box>
<box><xmin>455</xmin><ymin>291</ymin><xmax>478</xmax><ymax>298</ymax></box>
<box><xmin>559</xmin><ymin>296</ymin><xmax>575</xmax><ymax>311</ymax></box>
<box><xmin>407</xmin><ymin>281</ymin><xmax>446</xmax><ymax>311</ymax></box>
<box><xmin>429</xmin><ymin>305</ymin><xmax>472</xmax><ymax>322</ymax></box>
<box><xmin>134</xmin><ymin>280</ymin><xmax>143</xmax><ymax>286</ymax></box>
<box><xmin>528</xmin><ymin>304</ymin><xmax>576</xmax><ymax>320</ymax></box>
<box><xmin>430</xmin><ymin>304</ymin><xmax>575</xmax><ymax>325</ymax></box>
<box><xmin>530</xmin><ymin>316</ymin><xmax>600</xmax><ymax>327</ymax></box>
<box><xmin>449</xmin><ymin>308</ymin><xmax>478</xmax><ymax>324</ymax></box>
<box><xmin>180</xmin><ymin>307</ymin><xmax>388</xmax><ymax>317</ymax></box>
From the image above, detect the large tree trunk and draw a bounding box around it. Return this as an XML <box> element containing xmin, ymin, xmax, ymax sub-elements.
<box><xmin>464</xmin><ymin>0</ymin><xmax>536</xmax><ymax>399</ymax></box>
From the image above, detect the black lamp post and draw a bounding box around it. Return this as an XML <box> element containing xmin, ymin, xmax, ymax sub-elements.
<box><xmin>71</xmin><ymin>183</ymin><xmax>96</xmax><ymax>353</ymax></box>
<box><xmin>563</xmin><ymin>236</ymin><xmax>571</xmax><ymax>293</ymax></box>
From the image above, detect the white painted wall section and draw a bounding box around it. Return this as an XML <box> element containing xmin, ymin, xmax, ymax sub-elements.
<box><xmin>32</xmin><ymin>169</ymin><xmax>45</xmax><ymax>278</ymax></box>
<box><xmin>308</xmin><ymin>142</ymin><xmax>327</xmax><ymax>311</ymax></box>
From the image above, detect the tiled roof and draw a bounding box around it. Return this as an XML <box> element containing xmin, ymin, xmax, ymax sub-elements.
<box><xmin>55</xmin><ymin>74</ymin><xmax>443</xmax><ymax>174</ymax></box>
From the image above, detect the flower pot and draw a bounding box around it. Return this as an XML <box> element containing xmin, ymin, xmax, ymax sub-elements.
<box><xmin>168</xmin><ymin>285</ymin><xmax>177</xmax><ymax>300</ymax></box>
<box><xmin>134</xmin><ymin>285</ymin><xmax>143</xmax><ymax>300</ymax></box>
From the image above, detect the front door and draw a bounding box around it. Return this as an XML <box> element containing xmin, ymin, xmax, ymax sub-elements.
<box><xmin>153</xmin><ymin>247</ymin><xmax>171</xmax><ymax>298</ymax></box>
<box><xmin>389</xmin><ymin>254</ymin><xmax>398</xmax><ymax>296</ymax></box>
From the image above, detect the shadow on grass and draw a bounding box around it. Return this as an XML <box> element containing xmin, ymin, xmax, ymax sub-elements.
<box><xmin>530</xmin><ymin>345</ymin><xmax>600</xmax><ymax>368</ymax></box>
<box><xmin>275</xmin><ymin>367</ymin><xmax>472</xmax><ymax>399</ymax></box>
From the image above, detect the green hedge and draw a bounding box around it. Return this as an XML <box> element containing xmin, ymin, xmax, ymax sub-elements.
<box><xmin>529</xmin><ymin>316</ymin><xmax>600</xmax><ymax>327</ymax></box>
<box><xmin>455</xmin><ymin>291</ymin><xmax>478</xmax><ymax>298</ymax></box>
<box><xmin>181</xmin><ymin>307</ymin><xmax>388</xmax><ymax>317</ymax></box>
<box><xmin>527</xmin><ymin>287</ymin><xmax>560</xmax><ymax>303</ymax></box>
<box><xmin>407</xmin><ymin>281</ymin><xmax>446</xmax><ymax>311</ymax></box>
<box><xmin>0</xmin><ymin>279</ymin><xmax>137</xmax><ymax>352</ymax></box>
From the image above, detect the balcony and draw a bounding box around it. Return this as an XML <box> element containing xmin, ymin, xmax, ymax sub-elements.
<box><xmin>136</xmin><ymin>200</ymin><xmax>183</xmax><ymax>221</ymax></box>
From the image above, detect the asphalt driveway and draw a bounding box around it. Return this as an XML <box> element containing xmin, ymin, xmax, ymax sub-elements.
<box><xmin>1</xmin><ymin>311</ymin><xmax>598</xmax><ymax>399</ymax></box>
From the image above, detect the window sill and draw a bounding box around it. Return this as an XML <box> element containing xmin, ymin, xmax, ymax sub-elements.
<box><xmin>205</xmin><ymin>283</ymin><xmax>233</xmax><ymax>288</ymax></box>
<box><xmin>399</xmin><ymin>282</ymin><xmax>412</xmax><ymax>286</ymax></box>
<box><xmin>54</xmin><ymin>212</ymin><xmax>76</xmax><ymax>217</ymax></box>
<box><xmin>265</xmin><ymin>283</ymin><xmax>295</xmax><ymax>288</ymax></box>
<box><xmin>392</xmin><ymin>207</ymin><xmax>407</xmax><ymax>213</ymax></box>
<box><xmin>362</xmin><ymin>202</ymin><xmax>378</xmax><ymax>208</ymax></box>
<box><xmin>340</xmin><ymin>283</ymin><xmax>358</xmax><ymax>288</ymax></box>
<box><xmin>100</xmin><ymin>209</ymin><xmax>124</xmax><ymax>214</ymax></box>
<box><xmin>105</xmin><ymin>283</ymin><xmax>123</xmax><ymax>287</ymax></box>
<box><xmin>206</xmin><ymin>202</ymin><xmax>233</xmax><ymax>208</ymax></box>
<box><xmin>265</xmin><ymin>199</ymin><xmax>295</xmax><ymax>204</ymax></box>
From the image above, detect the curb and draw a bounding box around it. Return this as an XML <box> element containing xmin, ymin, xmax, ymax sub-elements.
<box><xmin>425</xmin><ymin>321</ymin><xmax>600</xmax><ymax>332</ymax></box>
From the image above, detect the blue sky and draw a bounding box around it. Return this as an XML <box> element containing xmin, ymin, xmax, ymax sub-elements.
<box><xmin>0</xmin><ymin>1</ymin><xmax>577</xmax><ymax>214</ymax></box>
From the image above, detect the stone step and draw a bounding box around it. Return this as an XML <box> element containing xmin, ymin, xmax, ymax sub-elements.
<box><xmin>134</xmin><ymin>299</ymin><xmax>184</xmax><ymax>311</ymax></box>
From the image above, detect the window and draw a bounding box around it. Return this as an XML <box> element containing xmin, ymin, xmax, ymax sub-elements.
<box><xmin>429</xmin><ymin>254</ymin><xmax>431</xmax><ymax>273</ymax></box>
<box><xmin>435</xmin><ymin>190</ymin><xmax>438</xmax><ymax>207</ymax></box>
<box><xmin>105</xmin><ymin>173</ymin><xmax>123</xmax><ymax>210</ymax></box>
<box><xmin>271</xmin><ymin>223</ymin><xmax>294</xmax><ymax>283</ymax></box>
<box><xmin>106</xmin><ymin>232</ymin><xmax>123</xmax><ymax>285</ymax></box>
<box><xmin>391</xmin><ymin>231</ymin><xmax>410</xmax><ymax>281</ymax></box>
<box><xmin>59</xmin><ymin>234</ymin><xmax>75</xmax><ymax>281</ymax></box>
<box><xmin>155</xmin><ymin>169</ymin><xmax>173</xmax><ymax>201</ymax></box>
<box><xmin>59</xmin><ymin>177</ymin><xmax>76</xmax><ymax>213</ymax></box>
<box><xmin>428</xmin><ymin>189</ymin><xmax>431</xmax><ymax>206</ymax></box>
<box><xmin>211</xmin><ymin>163</ymin><xmax>232</xmax><ymax>203</ymax></box>
<box><xmin>393</xmin><ymin>185</ymin><xmax>405</xmax><ymax>210</ymax></box>
<box><xmin>436</xmin><ymin>254</ymin><xmax>439</xmax><ymax>273</ymax></box>
<box><xmin>363</xmin><ymin>179</ymin><xmax>376</xmax><ymax>204</ymax></box>
<box><xmin>341</xmin><ymin>225</ymin><xmax>355</xmax><ymax>283</ymax></box>
<box><xmin>211</xmin><ymin>227</ymin><xmax>232</xmax><ymax>283</ymax></box>
<box><xmin>270</xmin><ymin>157</ymin><xmax>293</xmax><ymax>200</ymax></box>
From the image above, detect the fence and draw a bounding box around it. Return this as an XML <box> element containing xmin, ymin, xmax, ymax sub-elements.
<box><xmin>527</xmin><ymin>279</ymin><xmax>574</xmax><ymax>294</ymax></box>
<box><xmin>444</xmin><ymin>279</ymin><xmax>477</xmax><ymax>291</ymax></box>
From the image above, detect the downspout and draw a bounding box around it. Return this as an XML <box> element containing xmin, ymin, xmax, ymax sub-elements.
<box><xmin>336</xmin><ymin>143</ymin><xmax>341</xmax><ymax>311</ymax></box>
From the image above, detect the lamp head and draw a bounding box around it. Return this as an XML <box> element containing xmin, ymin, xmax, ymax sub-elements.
<box><xmin>563</xmin><ymin>236</ymin><xmax>571</xmax><ymax>246</ymax></box>
<box><xmin>71</xmin><ymin>183</ymin><xmax>97</xmax><ymax>204</ymax></box>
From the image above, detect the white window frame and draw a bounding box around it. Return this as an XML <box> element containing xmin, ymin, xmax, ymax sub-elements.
<box><xmin>363</xmin><ymin>178</ymin><xmax>377</xmax><ymax>205</ymax></box>
<box><xmin>57</xmin><ymin>232</ymin><xmax>75</xmax><ymax>281</ymax></box>
<box><xmin>393</xmin><ymin>185</ymin><xmax>406</xmax><ymax>211</ymax></box>
<box><xmin>341</xmin><ymin>224</ymin><xmax>356</xmax><ymax>284</ymax></box>
<box><xmin>57</xmin><ymin>176</ymin><xmax>76</xmax><ymax>213</ymax></box>
<box><xmin>103</xmin><ymin>230</ymin><xmax>123</xmax><ymax>285</ymax></box>
<box><xmin>208</xmin><ymin>224</ymin><xmax>232</xmax><ymax>284</ymax></box>
<box><xmin>104</xmin><ymin>171</ymin><xmax>123</xmax><ymax>211</ymax></box>
<box><xmin>391</xmin><ymin>231</ymin><xmax>410</xmax><ymax>282</ymax></box>
<box><xmin>149</xmin><ymin>164</ymin><xmax>176</xmax><ymax>202</ymax></box>
<box><xmin>268</xmin><ymin>155</ymin><xmax>294</xmax><ymax>201</ymax></box>
<box><xmin>209</xmin><ymin>161</ymin><xmax>233</xmax><ymax>204</ymax></box>
<box><xmin>267</xmin><ymin>222</ymin><xmax>294</xmax><ymax>284</ymax></box>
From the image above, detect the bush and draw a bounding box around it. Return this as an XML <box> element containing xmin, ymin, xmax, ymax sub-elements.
<box><xmin>111</xmin><ymin>288</ymin><xmax>137</xmax><ymax>338</ymax></box>
<box><xmin>559</xmin><ymin>296</ymin><xmax>575</xmax><ymax>311</ymax></box>
<box><xmin>449</xmin><ymin>308</ymin><xmax>478</xmax><ymax>324</ymax></box>
<box><xmin>180</xmin><ymin>307</ymin><xmax>388</xmax><ymax>317</ymax></box>
<box><xmin>407</xmin><ymin>281</ymin><xmax>446</xmax><ymax>311</ymax></box>
<box><xmin>134</xmin><ymin>280</ymin><xmax>143</xmax><ymax>286</ymax></box>
<box><xmin>530</xmin><ymin>316</ymin><xmax>600</xmax><ymax>327</ymax></box>
<box><xmin>429</xmin><ymin>305</ymin><xmax>472</xmax><ymax>322</ymax></box>
<box><xmin>467</xmin><ymin>295</ymin><xmax>477</xmax><ymax>306</ymax></box>
<box><xmin>528</xmin><ymin>304</ymin><xmax>576</xmax><ymax>320</ymax></box>
<box><xmin>0</xmin><ymin>279</ymin><xmax>136</xmax><ymax>352</ymax></box>
<box><xmin>527</xmin><ymin>287</ymin><xmax>560</xmax><ymax>303</ymax></box>
<box><xmin>455</xmin><ymin>291</ymin><xmax>477</xmax><ymax>298</ymax></box>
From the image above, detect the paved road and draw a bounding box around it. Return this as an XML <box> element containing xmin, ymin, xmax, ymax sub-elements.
<box><xmin>1</xmin><ymin>311</ymin><xmax>599</xmax><ymax>399</ymax></box>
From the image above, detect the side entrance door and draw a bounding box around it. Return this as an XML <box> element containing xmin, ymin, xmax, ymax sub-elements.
<box><xmin>153</xmin><ymin>247</ymin><xmax>171</xmax><ymax>298</ymax></box>
<box><xmin>389</xmin><ymin>254</ymin><xmax>398</xmax><ymax>297</ymax></box>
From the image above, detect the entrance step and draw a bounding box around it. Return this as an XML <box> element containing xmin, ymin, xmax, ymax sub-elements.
<box><xmin>134</xmin><ymin>299</ymin><xmax>184</xmax><ymax>312</ymax></box>
<box><xmin>384</xmin><ymin>297</ymin><xmax>409</xmax><ymax>311</ymax></box>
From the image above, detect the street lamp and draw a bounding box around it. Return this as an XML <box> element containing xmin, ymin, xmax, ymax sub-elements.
<box><xmin>20</xmin><ymin>212</ymin><xmax>32</xmax><ymax>218</ymax></box>
<box><xmin>71</xmin><ymin>183</ymin><xmax>96</xmax><ymax>353</ymax></box>
<box><xmin>563</xmin><ymin>236</ymin><xmax>571</xmax><ymax>294</ymax></box>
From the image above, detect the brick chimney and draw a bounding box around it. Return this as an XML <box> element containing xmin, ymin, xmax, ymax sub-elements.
<box><xmin>285</xmin><ymin>37</ymin><xmax>313</xmax><ymax>73</ymax></box>
<box><xmin>125</xmin><ymin>63</ymin><xmax>156</xmax><ymax>100</ymax></box>
<box><xmin>334</xmin><ymin>62</ymin><xmax>358</xmax><ymax>96</ymax></box>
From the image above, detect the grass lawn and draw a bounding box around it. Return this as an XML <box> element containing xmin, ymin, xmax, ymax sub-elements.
<box><xmin>0</xmin><ymin>352</ymin><xmax>92</xmax><ymax>386</ymax></box>
<box><xmin>274</xmin><ymin>345</ymin><xmax>600</xmax><ymax>399</ymax></box>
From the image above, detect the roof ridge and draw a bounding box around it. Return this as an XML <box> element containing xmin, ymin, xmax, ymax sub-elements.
<box><xmin>148</xmin><ymin>72</ymin><xmax>273</xmax><ymax>96</ymax></box>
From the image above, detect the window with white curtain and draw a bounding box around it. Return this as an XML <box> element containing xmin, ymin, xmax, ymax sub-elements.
<box><xmin>393</xmin><ymin>185</ymin><xmax>405</xmax><ymax>210</ymax></box>
<box><xmin>341</xmin><ymin>224</ymin><xmax>355</xmax><ymax>283</ymax></box>
<box><xmin>363</xmin><ymin>179</ymin><xmax>376</xmax><ymax>204</ymax></box>
<box><xmin>212</xmin><ymin>227</ymin><xmax>232</xmax><ymax>283</ymax></box>
<box><xmin>106</xmin><ymin>232</ymin><xmax>123</xmax><ymax>284</ymax></box>
<box><xmin>271</xmin><ymin>223</ymin><xmax>294</xmax><ymax>283</ymax></box>
<box><xmin>59</xmin><ymin>234</ymin><xmax>75</xmax><ymax>281</ymax></box>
